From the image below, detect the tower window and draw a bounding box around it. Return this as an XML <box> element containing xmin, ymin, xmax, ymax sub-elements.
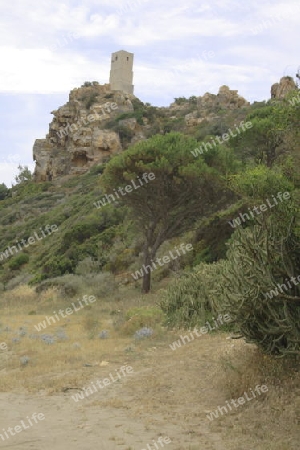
<box><xmin>127</xmin><ymin>57</ymin><xmax>129</xmax><ymax>61</ymax></box>
<box><xmin>115</xmin><ymin>56</ymin><xmax>118</xmax><ymax>61</ymax></box>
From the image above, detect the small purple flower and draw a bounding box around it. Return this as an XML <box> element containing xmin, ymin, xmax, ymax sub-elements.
<box><xmin>134</xmin><ymin>327</ymin><xmax>153</xmax><ymax>340</ymax></box>
<box><xmin>40</xmin><ymin>334</ymin><xmax>56</xmax><ymax>345</ymax></box>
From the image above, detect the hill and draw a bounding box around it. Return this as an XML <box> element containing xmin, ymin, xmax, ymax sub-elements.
<box><xmin>0</xmin><ymin>77</ymin><xmax>299</xmax><ymax>293</ymax></box>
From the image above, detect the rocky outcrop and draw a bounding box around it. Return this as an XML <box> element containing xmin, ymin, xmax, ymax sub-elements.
<box><xmin>168</xmin><ymin>86</ymin><xmax>249</xmax><ymax>121</ymax></box>
<box><xmin>33</xmin><ymin>83</ymin><xmax>136</xmax><ymax>182</ymax></box>
<box><xmin>184</xmin><ymin>111</ymin><xmax>205</xmax><ymax>127</ymax></box>
<box><xmin>271</xmin><ymin>76</ymin><xmax>297</xmax><ymax>99</ymax></box>
<box><xmin>34</xmin><ymin>80</ymin><xmax>285</xmax><ymax>183</ymax></box>
<box><xmin>197</xmin><ymin>85</ymin><xmax>249</xmax><ymax>110</ymax></box>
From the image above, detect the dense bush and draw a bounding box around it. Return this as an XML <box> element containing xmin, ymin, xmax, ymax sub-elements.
<box><xmin>35</xmin><ymin>274</ymin><xmax>83</xmax><ymax>296</ymax></box>
<box><xmin>8</xmin><ymin>253</ymin><xmax>29</xmax><ymax>270</ymax></box>
<box><xmin>88</xmin><ymin>272</ymin><xmax>118</xmax><ymax>298</ymax></box>
<box><xmin>160</xmin><ymin>261</ymin><xmax>226</xmax><ymax>328</ymax></box>
<box><xmin>216</xmin><ymin>222</ymin><xmax>300</xmax><ymax>357</ymax></box>
<box><xmin>162</xmin><ymin>163</ymin><xmax>300</xmax><ymax>355</ymax></box>
<box><xmin>0</xmin><ymin>183</ymin><xmax>9</xmax><ymax>200</ymax></box>
<box><xmin>174</xmin><ymin>97</ymin><xmax>188</xmax><ymax>105</ymax></box>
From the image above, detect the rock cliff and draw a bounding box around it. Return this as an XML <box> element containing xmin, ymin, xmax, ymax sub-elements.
<box><xmin>33</xmin><ymin>83</ymin><xmax>137</xmax><ymax>181</ymax></box>
<box><xmin>33</xmin><ymin>78</ymin><xmax>295</xmax><ymax>182</ymax></box>
<box><xmin>271</xmin><ymin>76</ymin><xmax>297</xmax><ymax>99</ymax></box>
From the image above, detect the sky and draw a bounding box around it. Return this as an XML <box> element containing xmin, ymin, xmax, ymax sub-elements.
<box><xmin>0</xmin><ymin>0</ymin><xmax>299</xmax><ymax>186</ymax></box>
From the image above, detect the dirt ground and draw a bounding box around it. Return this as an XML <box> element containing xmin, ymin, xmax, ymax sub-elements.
<box><xmin>0</xmin><ymin>332</ymin><xmax>299</xmax><ymax>450</ymax></box>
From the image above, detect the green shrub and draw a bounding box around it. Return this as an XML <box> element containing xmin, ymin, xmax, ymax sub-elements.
<box><xmin>75</xmin><ymin>257</ymin><xmax>100</xmax><ymax>276</ymax></box>
<box><xmin>35</xmin><ymin>274</ymin><xmax>83</xmax><ymax>297</ymax></box>
<box><xmin>79</xmin><ymin>92</ymin><xmax>99</xmax><ymax>109</ymax></box>
<box><xmin>39</xmin><ymin>257</ymin><xmax>75</xmax><ymax>279</ymax></box>
<box><xmin>0</xmin><ymin>183</ymin><xmax>9</xmax><ymax>200</ymax></box>
<box><xmin>131</xmin><ymin>98</ymin><xmax>144</xmax><ymax>110</ymax></box>
<box><xmin>8</xmin><ymin>253</ymin><xmax>29</xmax><ymax>270</ymax></box>
<box><xmin>174</xmin><ymin>97</ymin><xmax>188</xmax><ymax>105</ymax></box>
<box><xmin>86</xmin><ymin>272</ymin><xmax>118</xmax><ymax>298</ymax></box>
<box><xmin>188</xmin><ymin>96</ymin><xmax>197</xmax><ymax>105</ymax></box>
<box><xmin>86</xmin><ymin>93</ymin><xmax>98</xmax><ymax>109</ymax></box>
<box><xmin>89</xmin><ymin>164</ymin><xmax>106</xmax><ymax>175</ymax></box>
<box><xmin>160</xmin><ymin>261</ymin><xmax>226</xmax><ymax>328</ymax></box>
<box><xmin>117</xmin><ymin>125</ymin><xmax>135</xmax><ymax>147</ymax></box>
<box><xmin>216</xmin><ymin>222</ymin><xmax>300</xmax><ymax>357</ymax></box>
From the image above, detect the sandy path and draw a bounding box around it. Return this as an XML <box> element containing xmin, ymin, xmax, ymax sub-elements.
<box><xmin>0</xmin><ymin>336</ymin><xmax>238</xmax><ymax>450</ymax></box>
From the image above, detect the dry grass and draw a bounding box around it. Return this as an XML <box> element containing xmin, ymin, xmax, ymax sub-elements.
<box><xmin>0</xmin><ymin>284</ymin><xmax>164</xmax><ymax>393</ymax></box>
<box><xmin>211</xmin><ymin>339</ymin><xmax>300</xmax><ymax>449</ymax></box>
<box><xmin>218</xmin><ymin>340</ymin><xmax>300</xmax><ymax>398</ymax></box>
<box><xmin>0</xmin><ymin>284</ymin><xmax>299</xmax><ymax>449</ymax></box>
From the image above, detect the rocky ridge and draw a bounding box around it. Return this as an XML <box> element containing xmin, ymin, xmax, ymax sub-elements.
<box><xmin>33</xmin><ymin>78</ymin><xmax>297</xmax><ymax>182</ymax></box>
<box><xmin>33</xmin><ymin>83</ymin><xmax>138</xmax><ymax>182</ymax></box>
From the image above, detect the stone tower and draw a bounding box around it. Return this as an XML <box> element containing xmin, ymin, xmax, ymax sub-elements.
<box><xmin>109</xmin><ymin>50</ymin><xmax>134</xmax><ymax>94</ymax></box>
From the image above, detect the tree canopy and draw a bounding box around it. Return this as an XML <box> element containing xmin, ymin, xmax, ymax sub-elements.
<box><xmin>101</xmin><ymin>132</ymin><xmax>234</xmax><ymax>292</ymax></box>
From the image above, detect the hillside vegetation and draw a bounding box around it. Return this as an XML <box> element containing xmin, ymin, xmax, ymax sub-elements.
<box><xmin>1</xmin><ymin>84</ymin><xmax>300</xmax><ymax>357</ymax></box>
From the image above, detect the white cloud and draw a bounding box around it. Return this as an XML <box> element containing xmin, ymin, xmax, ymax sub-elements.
<box><xmin>0</xmin><ymin>0</ymin><xmax>299</xmax><ymax>184</ymax></box>
<box><xmin>0</xmin><ymin>47</ymin><xmax>110</xmax><ymax>93</ymax></box>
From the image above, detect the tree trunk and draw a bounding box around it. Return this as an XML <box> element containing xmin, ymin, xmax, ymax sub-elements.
<box><xmin>141</xmin><ymin>247</ymin><xmax>153</xmax><ymax>294</ymax></box>
<box><xmin>142</xmin><ymin>271</ymin><xmax>151</xmax><ymax>293</ymax></box>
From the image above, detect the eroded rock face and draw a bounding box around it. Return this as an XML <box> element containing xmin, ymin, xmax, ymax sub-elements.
<box><xmin>271</xmin><ymin>77</ymin><xmax>297</xmax><ymax>99</ymax></box>
<box><xmin>33</xmin><ymin>80</ymin><xmax>282</xmax><ymax>183</ymax></box>
<box><xmin>169</xmin><ymin>86</ymin><xmax>249</xmax><ymax>116</ymax></box>
<box><xmin>33</xmin><ymin>84</ymin><xmax>135</xmax><ymax>182</ymax></box>
<box><xmin>198</xmin><ymin>86</ymin><xmax>249</xmax><ymax>110</ymax></box>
